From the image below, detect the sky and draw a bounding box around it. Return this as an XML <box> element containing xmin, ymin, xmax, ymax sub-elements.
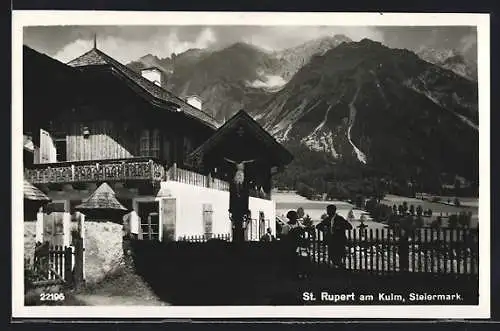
<box><xmin>23</xmin><ymin>25</ymin><xmax>477</xmax><ymax>64</ymax></box>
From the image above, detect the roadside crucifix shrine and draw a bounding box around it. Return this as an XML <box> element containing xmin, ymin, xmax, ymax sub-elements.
<box><xmin>186</xmin><ymin>109</ymin><xmax>293</xmax><ymax>242</ymax></box>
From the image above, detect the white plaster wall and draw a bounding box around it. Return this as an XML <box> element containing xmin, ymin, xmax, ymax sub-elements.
<box><xmin>160</xmin><ymin>181</ymin><xmax>276</xmax><ymax>240</ymax></box>
<box><xmin>249</xmin><ymin>196</ymin><xmax>276</xmax><ymax>238</ymax></box>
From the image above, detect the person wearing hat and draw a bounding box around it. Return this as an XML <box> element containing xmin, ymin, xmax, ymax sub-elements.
<box><xmin>281</xmin><ymin>210</ymin><xmax>308</xmax><ymax>278</ymax></box>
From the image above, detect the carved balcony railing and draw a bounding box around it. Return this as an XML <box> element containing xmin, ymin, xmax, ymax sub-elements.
<box><xmin>24</xmin><ymin>157</ymin><xmax>165</xmax><ymax>185</ymax></box>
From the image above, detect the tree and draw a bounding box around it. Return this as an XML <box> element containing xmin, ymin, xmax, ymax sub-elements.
<box><xmin>402</xmin><ymin>201</ymin><xmax>409</xmax><ymax>215</ymax></box>
<box><xmin>355</xmin><ymin>195</ymin><xmax>364</xmax><ymax>209</ymax></box>
<box><xmin>398</xmin><ymin>204</ymin><xmax>404</xmax><ymax>216</ymax></box>
<box><xmin>296</xmin><ymin>182</ymin><xmax>315</xmax><ymax>199</ymax></box>
<box><xmin>454</xmin><ymin>197</ymin><xmax>461</xmax><ymax>207</ymax></box>
<box><xmin>409</xmin><ymin>205</ymin><xmax>415</xmax><ymax>216</ymax></box>
<box><xmin>416</xmin><ymin>205</ymin><xmax>423</xmax><ymax>217</ymax></box>
<box><xmin>454</xmin><ymin>178</ymin><xmax>461</xmax><ymax>196</ymax></box>
<box><xmin>365</xmin><ymin>197</ymin><xmax>378</xmax><ymax>214</ymax></box>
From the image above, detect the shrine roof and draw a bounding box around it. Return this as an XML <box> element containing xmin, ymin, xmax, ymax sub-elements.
<box><xmin>187</xmin><ymin>109</ymin><xmax>293</xmax><ymax>168</ymax></box>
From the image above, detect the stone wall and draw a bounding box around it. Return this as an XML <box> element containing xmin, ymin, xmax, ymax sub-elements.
<box><xmin>24</xmin><ymin>221</ymin><xmax>37</xmax><ymax>266</ymax></box>
<box><xmin>84</xmin><ymin>221</ymin><xmax>124</xmax><ymax>284</ymax></box>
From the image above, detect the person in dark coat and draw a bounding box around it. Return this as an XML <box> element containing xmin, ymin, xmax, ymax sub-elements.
<box><xmin>316</xmin><ymin>204</ymin><xmax>353</xmax><ymax>268</ymax></box>
<box><xmin>260</xmin><ymin>227</ymin><xmax>276</xmax><ymax>242</ymax></box>
<box><xmin>281</xmin><ymin>210</ymin><xmax>306</xmax><ymax>278</ymax></box>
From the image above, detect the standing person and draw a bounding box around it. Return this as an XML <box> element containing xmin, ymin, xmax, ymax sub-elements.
<box><xmin>316</xmin><ymin>204</ymin><xmax>353</xmax><ymax>268</ymax></box>
<box><xmin>281</xmin><ymin>210</ymin><xmax>305</xmax><ymax>278</ymax></box>
<box><xmin>260</xmin><ymin>227</ymin><xmax>276</xmax><ymax>242</ymax></box>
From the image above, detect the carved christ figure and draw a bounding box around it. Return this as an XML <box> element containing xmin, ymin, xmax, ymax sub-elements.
<box><xmin>224</xmin><ymin>157</ymin><xmax>255</xmax><ymax>187</ymax></box>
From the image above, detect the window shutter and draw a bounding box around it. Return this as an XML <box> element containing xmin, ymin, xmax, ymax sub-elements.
<box><xmin>161</xmin><ymin>198</ymin><xmax>176</xmax><ymax>241</ymax></box>
<box><xmin>40</xmin><ymin>129</ymin><xmax>57</xmax><ymax>163</ymax></box>
<box><xmin>202</xmin><ymin>203</ymin><xmax>213</xmax><ymax>238</ymax></box>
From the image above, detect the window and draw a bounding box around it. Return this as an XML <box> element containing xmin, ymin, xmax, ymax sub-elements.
<box><xmin>138</xmin><ymin>201</ymin><xmax>160</xmax><ymax>241</ymax></box>
<box><xmin>139</xmin><ymin>130</ymin><xmax>150</xmax><ymax>157</ymax></box>
<box><xmin>202</xmin><ymin>204</ymin><xmax>213</xmax><ymax>238</ymax></box>
<box><xmin>53</xmin><ymin>134</ymin><xmax>67</xmax><ymax>162</ymax></box>
<box><xmin>139</xmin><ymin>129</ymin><xmax>160</xmax><ymax>158</ymax></box>
<box><xmin>151</xmin><ymin>129</ymin><xmax>160</xmax><ymax>158</ymax></box>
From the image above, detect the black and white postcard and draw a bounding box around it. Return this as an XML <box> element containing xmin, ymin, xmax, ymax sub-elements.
<box><xmin>12</xmin><ymin>11</ymin><xmax>490</xmax><ymax>319</ymax></box>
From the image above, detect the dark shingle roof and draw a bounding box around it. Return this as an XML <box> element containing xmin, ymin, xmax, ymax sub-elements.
<box><xmin>75</xmin><ymin>182</ymin><xmax>127</xmax><ymax>211</ymax></box>
<box><xmin>187</xmin><ymin>109</ymin><xmax>293</xmax><ymax>168</ymax></box>
<box><xmin>67</xmin><ymin>48</ymin><xmax>220</xmax><ymax>129</ymax></box>
<box><xmin>24</xmin><ymin>180</ymin><xmax>50</xmax><ymax>201</ymax></box>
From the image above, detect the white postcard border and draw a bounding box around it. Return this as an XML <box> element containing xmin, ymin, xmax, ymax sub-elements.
<box><xmin>12</xmin><ymin>11</ymin><xmax>491</xmax><ymax>319</ymax></box>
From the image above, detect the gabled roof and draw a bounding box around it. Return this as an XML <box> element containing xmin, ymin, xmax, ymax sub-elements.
<box><xmin>23</xmin><ymin>45</ymin><xmax>78</xmax><ymax>77</ymax></box>
<box><xmin>67</xmin><ymin>47</ymin><xmax>220</xmax><ymax>129</ymax></box>
<box><xmin>187</xmin><ymin>109</ymin><xmax>294</xmax><ymax>168</ymax></box>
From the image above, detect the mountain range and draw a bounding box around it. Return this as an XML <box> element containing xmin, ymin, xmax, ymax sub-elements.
<box><xmin>126</xmin><ymin>35</ymin><xmax>479</xmax><ymax>192</ymax></box>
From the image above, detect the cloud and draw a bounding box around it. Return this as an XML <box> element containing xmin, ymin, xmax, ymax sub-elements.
<box><xmin>226</xmin><ymin>26</ymin><xmax>384</xmax><ymax>51</ymax></box>
<box><xmin>247</xmin><ymin>75</ymin><xmax>287</xmax><ymax>90</ymax></box>
<box><xmin>460</xmin><ymin>33</ymin><xmax>476</xmax><ymax>52</ymax></box>
<box><xmin>52</xmin><ymin>27</ymin><xmax>217</xmax><ymax>64</ymax></box>
<box><xmin>25</xmin><ymin>25</ymin><xmax>475</xmax><ymax>64</ymax></box>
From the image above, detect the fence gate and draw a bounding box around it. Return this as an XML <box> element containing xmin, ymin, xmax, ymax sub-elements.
<box><xmin>32</xmin><ymin>239</ymin><xmax>84</xmax><ymax>287</ymax></box>
<box><xmin>33</xmin><ymin>242</ymin><xmax>73</xmax><ymax>283</ymax></box>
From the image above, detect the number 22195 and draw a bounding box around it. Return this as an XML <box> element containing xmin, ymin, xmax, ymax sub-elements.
<box><xmin>40</xmin><ymin>292</ymin><xmax>65</xmax><ymax>301</ymax></box>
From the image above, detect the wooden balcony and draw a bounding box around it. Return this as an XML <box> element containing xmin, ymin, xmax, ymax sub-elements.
<box><xmin>166</xmin><ymin>166</ymin><xmax>230</xmax><ymax>191</ymax></box>
<box><xmin>24</xmin><ymin>157</ymin><xmax>165</xmax><ymax>185</ymax></box>
<box><xmin>24</xmin><ymin>159</ymin><xmax>271</xmax><ymax>198</ymax></box>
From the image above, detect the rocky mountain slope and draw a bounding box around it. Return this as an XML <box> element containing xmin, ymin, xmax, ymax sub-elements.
<box><xmin>416</xmin><ymin>48</ymin><xmax>477</xmax><ymax>81</ymax></box>
<box><xmin>127</xmin><ymin>36</ymin><xmax>354</xmax><ymax>121</ymax></box>
<box><xmin>255</xmin><ymin>39</ymin><xmax>478</xmax><ymax>185</ymax></box>
<box><xmin>126</xmin><ymin>37</ymin><xmax>479</xmax><ymax>189</ymax></box>
<box><xmin>274</xmin><ymin>34</ymin><xmax>353</xmax><ymax>81</ymax></box>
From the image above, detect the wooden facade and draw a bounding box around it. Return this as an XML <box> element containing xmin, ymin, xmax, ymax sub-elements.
<box><xmin>24</xmin><ymin>45</ymin><xmax>217</xmax><ymax>172</ymax></box>
<box><xmin>22</xmin><ymin>44</ymin><xmax>290</xmax><ymax>249</ymax></box>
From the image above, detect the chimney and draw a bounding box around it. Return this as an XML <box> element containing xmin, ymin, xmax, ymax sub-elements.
<box><xmin>186</xmin><ymin>95</ymin><xmax>202</xmax><ymax>110</ymax></box>
<box><xmin>141</xmin><ymin>67</ymin><xmax>163</xmax><ymax>87</ymax></box>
